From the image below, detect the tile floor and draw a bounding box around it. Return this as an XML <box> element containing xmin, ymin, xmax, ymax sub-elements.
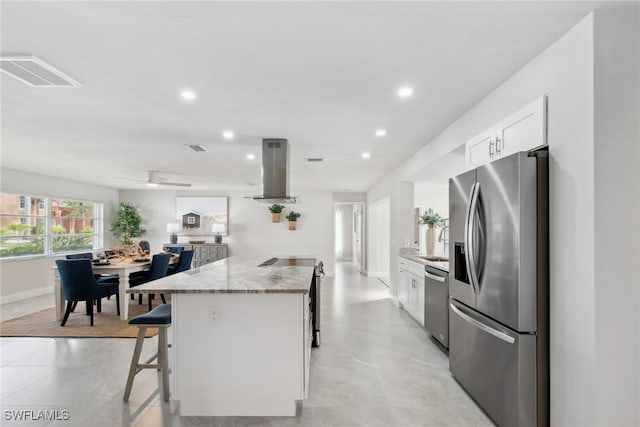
<box><xmin>0</xmin><ymin>262</ymin><xmax>493</xmax><ymax>426</ymax></box>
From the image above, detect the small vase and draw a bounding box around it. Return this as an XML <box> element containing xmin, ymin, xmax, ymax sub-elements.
<box><xmin>426</xmin><ymin>227</ymin><xmax>436</xmax><ymax>255</ymax></box>
<box><xmin>289</xmin><ymin>221</ymin><xmax>297</xmax><ymax>231</ymax></box>
<box><xmin>272</xmin><ymin>213</ymin><xmax>281</xmax><ymax>223</ymax></box>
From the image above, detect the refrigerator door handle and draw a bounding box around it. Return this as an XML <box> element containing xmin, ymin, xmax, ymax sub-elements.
<box><xmin>449</xmin><ymin>301</ymin><xmax>516</xmax><ymax>344</ymax></box>
<box><xmin>465</xmin><ymin>182</ymin><xmax>481</xmax><ymax>294</ymax></box>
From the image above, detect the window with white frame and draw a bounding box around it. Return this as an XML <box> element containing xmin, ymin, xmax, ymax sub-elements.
<box><xmin>0</xmin><ymin>193</ymin><xmax>104</xmax><ymax>259</ymax></box>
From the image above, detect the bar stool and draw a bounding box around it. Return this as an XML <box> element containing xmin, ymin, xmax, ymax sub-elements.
<box><xmin>123</xmin><ymin>304</ymin><xmax>171</xmax><ymax>402</ymax></box>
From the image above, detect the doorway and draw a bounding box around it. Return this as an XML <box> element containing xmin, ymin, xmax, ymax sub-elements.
<box><xmin>333</xmin><ymin>202</ymin><xmax>366</xmax><ymax>275</ymax></box>
<box><xmin>369</xmin><ymin>197</ymin><xmax>390</xmax><ymax>286</ymax></box>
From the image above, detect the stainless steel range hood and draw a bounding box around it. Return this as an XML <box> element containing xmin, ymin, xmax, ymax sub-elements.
<box><xmin>252</xmin><ymin>138</ymin><xmax>297</xmax><ymax>203</ymax></box>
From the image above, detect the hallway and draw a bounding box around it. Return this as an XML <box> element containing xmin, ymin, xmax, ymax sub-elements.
<box><xmin>0</xmin><ymin>262</ymin><xmax>491</xmax><ymax>426</ymax></box>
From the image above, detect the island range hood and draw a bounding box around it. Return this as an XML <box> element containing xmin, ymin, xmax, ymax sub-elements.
<box><xmin>252</xmin><ymin>138</ymin><xmax>297</xmax><ymax>203</ymax></box>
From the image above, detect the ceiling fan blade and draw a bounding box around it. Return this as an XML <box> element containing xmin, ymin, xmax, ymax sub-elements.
<box><xmin>155</xmin><ymin>181</ymin><xmax>192</xmax><ymax>187</ymax></box>
<box><xmin>115</xmin><ymin>176</ymin><xmax>146</xmax><ymax>183</ymax></box>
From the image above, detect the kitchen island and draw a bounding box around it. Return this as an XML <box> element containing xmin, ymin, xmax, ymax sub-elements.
<box><xmin>128</xmin><ymin>255</ymin><xmax>315</xmax><ymax>416</ymax></box>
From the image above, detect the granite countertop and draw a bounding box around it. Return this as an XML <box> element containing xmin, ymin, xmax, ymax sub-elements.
<box><xmin>399</xmin><ymin>253</ymin><xmax>449</xmax><ymax>272</ymax></box>
<box><xmin>127</xmin><ymin>255</ymin><xmax>316</xmax><ymax>294</ymax></box>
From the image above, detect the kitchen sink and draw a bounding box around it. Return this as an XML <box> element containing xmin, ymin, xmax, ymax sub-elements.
<box><xmin>417</xmin><ymin>256</ymin><xmax>449</xmax><ymax>262</ymax></box>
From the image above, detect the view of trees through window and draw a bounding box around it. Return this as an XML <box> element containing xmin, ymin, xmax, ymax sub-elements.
<box><xmin>0</xmin><ymin>193</ymin><xmax>103</xmax><ymax>258</ymax></box>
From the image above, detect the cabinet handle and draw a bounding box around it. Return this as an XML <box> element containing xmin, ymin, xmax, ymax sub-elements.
<box><xmin>489</xmin><ymin>139</ymin><xmax>494</xmax><ymax>157</ymax></box>
<box><xmin>495</xmin><ymin>136</ymin><xmax>502</xmax><ymax>154</ymax></box>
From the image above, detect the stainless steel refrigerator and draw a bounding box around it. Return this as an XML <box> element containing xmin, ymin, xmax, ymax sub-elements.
<box><xmin>448</xmin><ymin>150</ymin><xmax>548</xmax><ymax>427</ymax></box>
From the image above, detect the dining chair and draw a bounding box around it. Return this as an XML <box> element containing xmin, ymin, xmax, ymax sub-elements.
<box><xmin>166</xmin><ymin>249</ymin><xmax>194</xmax><ymax>275</ymax></box>
<box><xmin>66</xmin><ymin>252</ymin><xmax>119</xmax><ymax>283</ymax></box>
<box><xmin>129</xmin><ymin>253</ymin><xmax>171</xmax><ymax>311</ymax></box>
<box><xmin>55</xmin><ymin>259</ymin><xmax>120</xmax><ymax>326</ymax></box>
<box><xmin>65</xmin><ymin>252</ymin><xmax>119</xmax><ymax>312</ymax></box>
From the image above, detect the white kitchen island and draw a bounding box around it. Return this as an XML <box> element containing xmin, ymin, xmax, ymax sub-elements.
<box><xmin>128</xmin><ymin>255</ymin><xmax>314</xmax><ymax>416</ymax></box>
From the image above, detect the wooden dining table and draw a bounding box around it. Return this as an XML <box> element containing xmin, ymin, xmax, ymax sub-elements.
<box><xmin>52</xmin><ymin>256</ymin><xmax>176</xmax><ymax>321</ymax></box>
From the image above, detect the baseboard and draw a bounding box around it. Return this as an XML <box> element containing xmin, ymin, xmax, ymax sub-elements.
<box><xmin>0</xmin><ymin>286</ymin><xmax>52</xmax><ymax>305</ymax></box>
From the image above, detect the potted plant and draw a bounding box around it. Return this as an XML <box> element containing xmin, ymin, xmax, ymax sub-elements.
<box><xmin>418</xmin><ymin>208</ymin><xmax>444</xmax><ymax>255</ymax></box>
<box><xmin>268</xmin><ymin>204</ymin><xmax>285</xmax><ymax>223</ymax></box>
<box><xmin>285</xmin><ymin>211</ymin><xmax>301</xmax><ymax>230</ymax></box>
<box><xmin>110</xmin><ymin>202</ymin><xmax>146</xmax><ymax>246</ymax></box>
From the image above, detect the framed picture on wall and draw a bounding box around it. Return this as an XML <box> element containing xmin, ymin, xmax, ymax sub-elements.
<box><xmin>175</xmin><ymin>196</ymin><xmax>228</xmax><ymax>236</ymax></box>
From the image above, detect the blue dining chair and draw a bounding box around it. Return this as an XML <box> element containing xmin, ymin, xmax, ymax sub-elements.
<box><xmin>166</xmin><ymin>249</ymin><xmax>194</xmax><ymax>275</ymax></box>
<box><xmin>55</xmin><ymin>259</ymin><xmax>120</xmax><ymax>326</ymax></box>
<box><xmin>129</xmin><ymin>253</ymin><xmax>171</xmax><ymax>311</ymax></box>
<box><xmin>66</xmin><ymin>252</ymin><xmax>119</xmax><ymax>284</ymax></box>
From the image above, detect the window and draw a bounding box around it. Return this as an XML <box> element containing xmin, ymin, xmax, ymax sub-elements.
<box><xmin>0</xmin><ymin>193</ymin><xmax>104</xmax><ymax>259</ymax></box>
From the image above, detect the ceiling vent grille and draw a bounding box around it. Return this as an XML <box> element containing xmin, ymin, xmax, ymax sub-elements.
<box><xmin>0</xmin><ymin>55</ymin><xmax>81</xmax><ymax>87</ymax></box>
<box><xmin>307</xmin><ymin>158</ymin><xmax>324</xmax><ymax>162</ymax></box>
<box><xmin>186</xmin><ymin>144</ymin><xmax>207</xmax><ymax>152</ymax></box>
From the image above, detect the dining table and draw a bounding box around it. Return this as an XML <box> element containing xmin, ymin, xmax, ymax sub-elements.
<box><xmin>52</xmin><ymin>256</ymin><xmax>176</xmax><ymax>321</ymax></box>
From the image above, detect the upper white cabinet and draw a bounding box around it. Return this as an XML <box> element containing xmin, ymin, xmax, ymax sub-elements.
<box><xmin>465</xmin><ymin>95</ymin><xmax>547</xmax><ymax>168</ymax></box>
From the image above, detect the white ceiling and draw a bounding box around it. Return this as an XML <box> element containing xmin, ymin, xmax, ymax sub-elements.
<box><xmin>0</xmin><ymin>2</ymin><xmax>604</xmax><ymax>192</ymax></box>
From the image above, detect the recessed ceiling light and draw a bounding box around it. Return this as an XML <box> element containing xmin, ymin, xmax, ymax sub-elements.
<box><xmin>222</xmin><ymin>130</ymin><xmax>234</xmax><ymax>139</ymax></box>
<box><xmin>362</xmin><ymin>152</ymin><xmax>371</xmax><ymax>159</ymax></box>
<box><xmin>397</xmin><ymin>86</ymin><xmax>414</xmax><ymax>98</ymax></box>
<box><xmin>147</xmin><ymin>182</ymin><xmax>159</xmax><ymax>187</ymax></box>
<box><xmin>375</xmin><ymin>129</ymin><xmax>386</xmax><ymax>137</ymax></box>
<box><xmin>246</xmin><ymin>153</ymin><xmax>256</xmax><ymax>160</ymax></box>
<box><xmin>180</xmin><ymin>90</ymin><xmax>196</xmax><ymax>100</ymax></box>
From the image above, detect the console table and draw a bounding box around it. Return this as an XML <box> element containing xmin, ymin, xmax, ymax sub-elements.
<box><xmin>163</xmin><ymin>243</ymin><xmax>228</xmax><ymax>268</ymax></box>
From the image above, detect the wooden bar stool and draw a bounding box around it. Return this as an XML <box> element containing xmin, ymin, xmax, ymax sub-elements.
<box><xmin>123</xmin><ymin>303</ymin><xmax>171</xmax><ymax>402</ymax></box>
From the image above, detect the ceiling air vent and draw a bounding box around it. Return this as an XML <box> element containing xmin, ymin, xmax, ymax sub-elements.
<box><xmin>186</xmin><ymin>144</ymin><xmax>207</xmax><ymax>152</ymax></box>
<box><xmin>0</xmin><ymin>55</ymin><xmax>81</xmax><ymax>87</ymax></box>
<box><xmin>307</xmin><ymin>158</ymin><xmax>324</xmax><ymax>162</ymax></box>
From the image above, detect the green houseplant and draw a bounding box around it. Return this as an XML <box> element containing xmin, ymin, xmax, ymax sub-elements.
<box><xmin>110</xmin><ymin>202</ymin><xmax>146</xmax><ymax>246</ymax></box>
<box><xmin>285</xmin><ymin>211</ymin><xmax>301</xmax><ymax>230</ymax></box>
<box><xmin>418</xmin><ymin>208</ymin><xmax>444</xmax><ymax>255</ymax></box>
<box><xmin>268</xmin><ymin>204</ymin><xmax>285</xmax><ymax>223</ymax></box>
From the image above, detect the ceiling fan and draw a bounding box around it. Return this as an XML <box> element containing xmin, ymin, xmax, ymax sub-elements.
<box><xmin>116</xmin><ymin>170</ymin><xmax>192</xmax><ymax>188</ymax></box>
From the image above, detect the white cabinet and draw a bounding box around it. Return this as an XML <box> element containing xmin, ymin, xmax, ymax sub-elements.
<box><xmin>163</xmin><ymin>243</ymin><xmax>229</xmax><ymax>268</ymax></box>
<box><xmin>398</xmin><ymin>258</ymin><xmax>409</xmax><ymax>307</ymax></box>
<box><xmin>397</xmin><ymin>256</ymin><xmax>425</xmax><ymax>327</ymax></box>
<box><xmin>465</xmin><ymin>127</ymin><xmax>496</xmax><ymax>169</ymax></box>
<box><xmin>465</xmin><ymin>95</ymin><xmax>547</xmax><ymax>168</ymax></box>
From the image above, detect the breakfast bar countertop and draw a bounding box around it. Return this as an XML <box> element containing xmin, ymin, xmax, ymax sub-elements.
<box><xmin>126</xmin><ymin>255</ymin><xmax>315</xmax><ymax>294</ymax></box>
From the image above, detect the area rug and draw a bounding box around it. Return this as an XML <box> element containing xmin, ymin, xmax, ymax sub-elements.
<box><xmin>0</xmin><ymin>297</ymin><xmax>169</xmax><ymax>338</ymax></box>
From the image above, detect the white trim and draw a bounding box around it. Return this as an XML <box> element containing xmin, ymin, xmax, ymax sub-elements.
<box><xmin>0</xmin><ymin>286</ymin><xmax>51</xmax><ymax>305</ymax></box>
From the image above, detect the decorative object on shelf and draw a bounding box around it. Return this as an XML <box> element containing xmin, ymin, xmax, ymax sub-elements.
<box><xmin>166</xmin><ymin>223</ymin><xmax>180</xmax><ymax>244</ymax></box>
<box><xmin>188</xmin><ymin>240</ymin><xmax>205</xmax><ymax>244</ymax></box>
<box><xmin>418</xmin><ymin>208</ymin><xmax>444</xmax><ymax>256</ymax></box>
<box><xmin>211</xmin><ymin>223</ymin><xmax>225</xmax><ymax>244</ymax></box>
<box><xmin>285</xmin><ymin>211</ymin><xmax>301</xmax><ymax>231</ymax></box>
<box><xmin>175</xmin><ymin>196</ymin><xmax>228</xmax><ymax>236</ymax></box>
<box><xmin>110</xmin><ymin>202</ymin><xmax>146</xmax><ymax>246</ymax></box>
<box><xmin>268</xmin><ymin>203</ymin><xmax>285</xmax><ymax>223</ymax></box>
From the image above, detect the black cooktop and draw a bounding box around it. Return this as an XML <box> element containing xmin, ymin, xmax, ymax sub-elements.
<box><xmin>259</xmin><ymin>257</ymin><xmax>316</xmax><ymax>267</ymax></box>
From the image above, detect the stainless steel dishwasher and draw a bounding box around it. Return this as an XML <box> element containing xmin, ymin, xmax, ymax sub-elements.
<box><xmin>424</xmin><ymin>265</ymin><xmax>449</xmax><ymax>348</ymax></box>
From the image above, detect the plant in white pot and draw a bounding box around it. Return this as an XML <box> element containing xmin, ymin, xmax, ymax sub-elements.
<box><xmin>418</xmin><ymin>208</ymin><xmax>444</xmax><ymax>256</ymax></box>
<box><xmin>285</xmin><ymin>211</ymin><xmax>301</xmax><ymax>230</ymax></box>
<box><xmin>268</xmin><ymin>204</ymin><xmax>285</xmax><ymax>223</ymax></box>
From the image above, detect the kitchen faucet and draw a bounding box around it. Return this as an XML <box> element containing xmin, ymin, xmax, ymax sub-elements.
<box><xmin>438</xmin><ymin>220</ymin><xmax>449</xmax><ymax>254</ymax></box>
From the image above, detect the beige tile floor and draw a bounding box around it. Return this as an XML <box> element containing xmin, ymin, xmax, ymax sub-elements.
<box><xmin>0</xmin><ymin>262</ymin><xmax>493</xmax><ymax>426</ymax></box>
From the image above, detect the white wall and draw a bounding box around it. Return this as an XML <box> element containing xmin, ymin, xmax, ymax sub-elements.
<box><xmin>367</xmin><ymin>10</ymin><xmax>639</xmax><ymax>425</ymax></box>
<box><xmin>414</xmin><ymin>183</ymin><xmax>449</xmax><ymax>256</ymax></box>
<box><xmin>592</xmin><ymin>9</ymin><xmax>640</xmax><ymax>425</ymax></box>
<box><xmin>119</xmin><ymin>190</ymin><xmax>335</xmax><ymax>275</ymax></box>
<box><xmin>0</xmin><ymin>168</ymin><xmax>120</xmax><ymax>300</ymax></box>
